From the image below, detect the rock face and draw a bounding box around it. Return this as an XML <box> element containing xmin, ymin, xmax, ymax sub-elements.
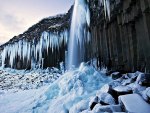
<box><xmin>89</xmin><ymin>0</ymin><xmax>150</xmax><ymax>72</ymax></box>
<box><xmin>0</xmin><ymin>7</ymin><xmax>73</xmax><ymax>69</ymax></box>
<box><xmin>1</xmin><ymin>0</ymin><xmax>150</xmax><ymax>72</ymax></box>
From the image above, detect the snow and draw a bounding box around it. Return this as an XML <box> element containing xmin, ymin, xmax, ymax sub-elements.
<box><xmin>119</xmin><ymin>94</ymin><xmax>150</xmax><ymax>113</ymax></box>
<box><xmin>96</xmin><ymin>91</ymin><xmax>116</xmax><ymax>105</ymax></box>
<box><xmin>114</xmin><ymin>86</ymin><xmax>132</xmax><ymax>93</ymax></box>
<box><xmin>0</xmin><ymin>67</ymin><xmax>61</xmax><ymax>90</ymax></box>
<box><xmin>92</xmin><ymin>104</ymin><xmax>122</xmax><ymax>113</ymax></box>
<box><xmin>0</xmin><ymin>63</ymin><xmax>111</xmax><ymax>113</ymax></box>
<box><xmin>142</xmin><ymin>87</ymin><xmax>150</xmax><ymax>102</ymax></box>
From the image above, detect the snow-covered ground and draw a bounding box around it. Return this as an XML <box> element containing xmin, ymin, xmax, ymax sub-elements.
<box><xmin>0</xmin><ymin>67</ymin><xmax>61</xmax><ymax>90</ymax></box>
<box><xmin>0</xmin><ymin>63</ymin><xmax>111</xmax><ymax>113</ymax></box>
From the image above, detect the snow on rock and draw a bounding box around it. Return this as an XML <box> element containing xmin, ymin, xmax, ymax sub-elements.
<box><xmin>96</xmin><ymin>91</ymin><xmax>116</xmax><ymax>105</ymax></box>
<box><xmin>111</xmin><ymin>72</ymin><xmax>122</xmax><ymax>80</ymax></box>
<box><xmin>114</xmin><ymin>86</ymin><xmax>133</xmax><ymax>95</ymax></box>
<box><xmin>92</xmin><ymin>104</ymin><xmax>122</xmax><ymax>113</ymax></box>
<box><xmin>119</xmin><ymin>94</ymin><xmax>150</xmax><ymax>113</ymax></box>
<box><xmin>89</xmin><ymin>96</ymin><xmax>99</xmax><ymax>110</ymax></box>
<box><xmin>136</xmin><ymin>73</ymin><xmax>146</xmax><ymax>84</ymax></box>
<box><xmin>121</xmin><ymin>78</ymin><xmax>133</xmax><ymax>86</ymax></box>
<box><xmin>142</xmin><ymin>87</ymin><xmax>150</xmax><ymax>103</ymax></box>
<box><xmin>127</xmin><ymin>83</ymin><xmax>146</xmax><ymax>94</ymax></box>
<box><xmin>0</xmin><ymin>63</ymin><xmax>111</xmax><ymax>113</ymax></box>
<box><xmin>0</xmin><ymin>67</ymin><xmax>61</xmax><ymax>90</ymax></box>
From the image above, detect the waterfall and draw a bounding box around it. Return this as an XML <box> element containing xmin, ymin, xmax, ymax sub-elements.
<box><xmin>68</xmin><ymin>0</ymin><xmax>90</xmax><ymax>69</ymax></box>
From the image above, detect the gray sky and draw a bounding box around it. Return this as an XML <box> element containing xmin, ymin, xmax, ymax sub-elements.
<box><xmin>0</xmin><ymin>0</ymin><xmax>74</xmax><ymax>44</ymax></box>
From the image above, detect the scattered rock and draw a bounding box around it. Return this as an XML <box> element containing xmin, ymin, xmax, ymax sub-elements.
<box><xmin>122</xmin><ymin>78</ymin><xmax>133</xmax><ymax>85</ymax></box>
<box><xmin>89</xmin><ymin>96</ymin><xmax>99</xmax><ymax>110</ymax></box>
<box><xmin>96</xmin><ymin>91</ymin><xmax>116</xmax><ymax>105</ymax></box>
<box><xmin>142</xmin><ymin>87</ymin><xmax>150</xmax><ymax>103</ymax></box>
<box><xmin>108</xmin><ymin>80</ymin><xmax>122</xmax><ymax>88</ymax></box>
<box><xmin>127</xmin><ymin>72</ymin><xmax>139</xmax><ymax>80</ymax></box>
<box><xmin>111</xmin><ymin>72</ymin><xmax>122</xmax><ymax>80</ymax></box>
<box><xmin>100</xmin><ymin>84</ymin><xmax>118</xmax><ymax>102</ymax></box>
<box><xmin>141</xmin><ymin>74</ymin><xmax>150</xmax><ymax>87</ymax></box>
<box><xmin>114</xmin><ymin>86</ymin><xmax>133</xmax><ymax>95</ymax></box>
<box><xmin>92</xmin><ymin>104</ymin><xmax>122</xmax><ymax>113</ymax></box>
<box><xmin>119</xmin><ymin>94</ymin><xmax>150</xmax><ymax>113</ymax></box>
<box><xmin>127</xmin><ymin>83</ymin><xmax>146</xmax><ymax>93</ymax></box>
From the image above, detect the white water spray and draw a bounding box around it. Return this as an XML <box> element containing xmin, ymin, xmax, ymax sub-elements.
<box><xmin>68</xmin><ymin>0</ymin><xmax>91</xmax><ymax>69</ymax></box>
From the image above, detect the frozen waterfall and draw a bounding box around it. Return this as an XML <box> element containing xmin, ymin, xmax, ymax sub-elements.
<box><xmin>68</xmin><ymin>0</ymin><xmax>91</xmax><ymax>69</ymax></box>
<box><xmin>0</xmin><ymin>30</ymin><xmax>69</xmax><ymax>69</ymax></box>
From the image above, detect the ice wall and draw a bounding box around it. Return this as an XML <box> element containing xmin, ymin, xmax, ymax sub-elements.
<box><xmin>0</xmin><ymin>29</ymin><xmax>69</xmax><ymax>69</ymax></box>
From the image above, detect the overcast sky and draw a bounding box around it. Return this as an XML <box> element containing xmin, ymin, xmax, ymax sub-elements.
<box><xmin>0</xmin><ymin>0</ymin><xmax>74</xmax><ymax>44</ymax></box>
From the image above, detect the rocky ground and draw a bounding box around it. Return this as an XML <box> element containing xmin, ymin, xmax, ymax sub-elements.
<box><xmin>0</xmin><ymin>67</ymin><xmax>62</xmax><ymax>90</ymax></box>
<box><xmin>0</xmin><ymin>65</ymin><xmax>150</xmax><ymax>113</ymax></box>
<box><xmin>83</xmin><ymin>71</ymin><xmax>150</xmax><ymax>113</ymax></box>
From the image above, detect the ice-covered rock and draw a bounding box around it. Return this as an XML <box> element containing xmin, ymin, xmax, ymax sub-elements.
<box><xmin>89</xmin><ymin>96</ymin><xmax>99</xmax><ymax>110</ymax></box>
<box><xmin>142</xmin><ymin>87</ymin><xmax>150</xmax><ymax>103</ymax></box>
<box><xmin>99</xmin><ymin>84</ymin><xmax>118</xmax><ymax>102</ymax></box>
<box><xmin>114</xmin><ymin>86</ymin><xmax>133</xmax><ymax>95</ymax></box>
<box><xmin>0</xmin><ymin>67</ymin><xmax>61</xmax><ymax>90</ymax></box>
<box><xmin>127</xmin><ymin>83</ymin><xmax>146</xmax><ymax>94</ymax></box>
<box><xmin>0</xmin><ymin>64</ymin><xmax>111</xmax><ymax>113</ymax></box>
<box><xmin>111</xmin><ymin>72</ymin><xmax>122</xmax><ymax>80</ymax></box>
<box><xmin>108</xmin><ymin>80</ymin><xmax>122</xmax><ymax>88</ymax></box>
<box><xmin>136</xmin><ymin>73</ymin><xmax>150</xmax><ymax>86</ymax></box>
<box><xmin>92</xmin><ymin>104</ymin><xmax>122</xmax><ymax>113</ymax></box>
<box><xmin>119</xmin><ymin>94</ymin><xmax>150</xmax><ymax>113</ymax></box>
<box><xmin>96</xmin><ymin>91</ymin><xmax>116</xmax><ymax>105</ymax></box>
<box><xmin>122</xmin><ymin>78</ymin><xmax>133</xmax><ymax>86</ymax></box>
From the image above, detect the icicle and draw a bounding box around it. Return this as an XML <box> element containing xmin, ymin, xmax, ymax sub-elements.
<box><xmin>99</xmin><ymin>0</ymin><xmax>111</xmax><ymax>19</ymax></box>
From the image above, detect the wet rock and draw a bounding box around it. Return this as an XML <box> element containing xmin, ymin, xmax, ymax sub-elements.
<box><xmin>92</xmin><ymin>104</ymin><xmax>122</xmax><ymax>113</ymax></box>
<box><xmin>119</xmin><ymin>94</ymin><xmax>150</xmax><ymax>113</ymax></box>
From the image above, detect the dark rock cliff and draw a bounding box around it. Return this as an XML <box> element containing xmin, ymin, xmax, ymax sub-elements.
<box><xmin>0</xmin><ymin>0</ymin><xmax>150</xmax><ymax>72</ymax></box>
<box><xmin>0</xmin><ymin>7</ymin><xmax>73</xmax><ymax>69</ymax></box>
<box><xmin>89</xmin><ymin>0</ymin><xmax>150</xmax><ymax>72</ymax></box>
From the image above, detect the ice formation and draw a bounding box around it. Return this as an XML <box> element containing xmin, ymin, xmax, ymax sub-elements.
<box><xmin>99</xmin><ymin>0</ymin><xmax>111</xmax><ymax>19</ymax></box>
<box><xmin>0</xmin><ymin>29</ymin><xmax>69</xmax><ymax>69</ymax></box>
<box><xmin>0</xmin><ymin>63</ymin><xmax>111</xmax><ymax>113</ymax></box>
<box><xmin>68</xmin><ymin>0</ymin><xmax>91</xmax><ymax>69</ymax></box>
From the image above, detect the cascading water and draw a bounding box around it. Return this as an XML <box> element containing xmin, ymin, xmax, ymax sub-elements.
<box><xmin>68</xmin><ymin>0</ymin><xmax>90</xmax><ymax>69</ymax></box>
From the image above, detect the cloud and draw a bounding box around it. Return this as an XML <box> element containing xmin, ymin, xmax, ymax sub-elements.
<box><xmin>0</xmin><ymin>0</ymin><xmax>74</xmax><ymax>44</ymax></box>
<box><xmin>0</xmin><ymin>10</ymin><xmax>25</xmax><ymax>32</ymax></box>
<box><xmin>0</xmin><ymin>8</ymin><xmax>27</xmax><ymax>44</ymax></box>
